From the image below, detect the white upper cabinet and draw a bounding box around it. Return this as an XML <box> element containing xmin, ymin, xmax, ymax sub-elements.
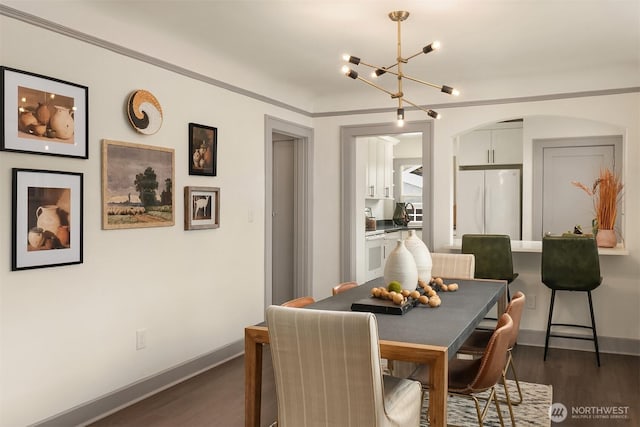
<box><xmin>366</xmin><ymin>138</ymin><xmax>394</xmax><ymax>199</ymax></box>
<box><xmin>458</xmin><ymin>122</ymin><xmax>523</xmax><ymax>166</ymax></box>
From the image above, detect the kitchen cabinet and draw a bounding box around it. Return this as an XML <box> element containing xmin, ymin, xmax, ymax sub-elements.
<box><xmin>458</xmin><ymin>124</ymin><xmax>523</xmax><ymax>166</ymax></box>
<box><xmin>366</xmin><ymin>138</ymin><xmax>394</xmax><ymax>199</ymax></box>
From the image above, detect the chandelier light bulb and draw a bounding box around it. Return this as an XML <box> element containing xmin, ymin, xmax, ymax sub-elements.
<box><xmin>427</xmin><ymin>110</ymin><xmax>440</xmax><ymax>119</ymax></box>
<box><xmin>441</xmin><ymin>85</ymin><xmax>460</xmax><ymax>96</ymax></box>
<box><xmin>432</xmin><ymin>40</ymin><xmax>441</xmax><ymax>50</ymax></box>
<box><xmin>342</xmin><ymin>53</ymin><xmax>351</xmax><ymax>61</ymax></box>
<box><xmin>341</xmin><ymin>65</ymin><xmax>350</xmax><ymax>74</ymax></box>
<box><xmin>397</xmin><ymin>119</ymin><xmax>405</xmax><ymax>127</ymax></box>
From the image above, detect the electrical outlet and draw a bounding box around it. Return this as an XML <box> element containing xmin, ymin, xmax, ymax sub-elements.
<box><xmin>136</xmin><ymin>329</ymin><xmax>147</xmax><ymax>350</ymax></box>
<box><xmin>526</xmin><ymin>295</ymin><xmax>536</xmax><ymax>310</ymax></box>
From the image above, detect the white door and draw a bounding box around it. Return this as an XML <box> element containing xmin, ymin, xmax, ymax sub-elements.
<box><xmin>542</xmin><ymin>145</ymin><xmax>614</xmax><ymax>236</ymax></box>
<box><xmin>272</xmin><ymin>135</ymin><xmax>295</xmax><ymax>305</ymax></box>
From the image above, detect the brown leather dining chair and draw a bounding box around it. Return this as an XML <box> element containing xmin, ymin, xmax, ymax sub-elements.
<box><xmin>458</xmin><ymin>291</ymin><xmax>526</xmax><ymax>426</ymax></box>
<box><xmin>331</xmin><ymin>281</ymin><xmax>358</xmax><ymax>295</ymax></box>
<box><xmin>280</xmin><ymin>296</ymin><xmax>315</xmax><ymax>308</ymax></box>
<box><xmin>410</xmin><ymin>313</ymin><xmax>514</xmax><ymax>426</ymax></box>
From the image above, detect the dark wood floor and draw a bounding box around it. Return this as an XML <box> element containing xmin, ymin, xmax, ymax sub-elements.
<box><xmin>90</xmin><ymin>345</ymin><xmax>639</xmax><ymax>427</ymax></box>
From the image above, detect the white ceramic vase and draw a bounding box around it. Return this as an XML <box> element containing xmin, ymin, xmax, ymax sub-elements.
<box><xmin>383</xmin><ymin>239</ymin><xmax>418</xmax><ymax>289</ymax></box>
<box><xmin>404</xmin><ymin>230</ymin><xmax>433</xmax><ymax>282</ymax></box>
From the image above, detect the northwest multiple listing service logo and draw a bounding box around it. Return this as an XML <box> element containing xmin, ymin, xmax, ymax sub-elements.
<box><xmin>550</xmin><ymin>402</ymin><xmax>631</xmax><ymax>423</ymax></box>
<box><xmin>549</xmin><ymin>403</ymin><xmax>568</xmax><ymax>423</ymax></box>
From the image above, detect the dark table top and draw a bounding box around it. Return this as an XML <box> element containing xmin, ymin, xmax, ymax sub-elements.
<box><xmin>306</xmin><ymin>277</ymin><xmax>505</xmax><ymax>358</ymax></box>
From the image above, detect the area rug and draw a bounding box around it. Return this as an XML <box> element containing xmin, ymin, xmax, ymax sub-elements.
<box><xmin>420</xmin><ymin>380</ymin><xmax>553</xmax><ymax>427</ymax></box>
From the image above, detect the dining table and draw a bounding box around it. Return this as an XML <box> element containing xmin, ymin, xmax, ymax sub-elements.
<box><xmin>244</xmin><ymin>277</ymin><xmax>507</xmax><ymax>427</ymax></box>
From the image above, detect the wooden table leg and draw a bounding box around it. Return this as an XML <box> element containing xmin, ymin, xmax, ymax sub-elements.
<box><xmin>428</xmin><ymin>350</ymin><xmax>448</xmax><ymax>427</ymax></box>
<box><xmin>245</xmin><ymin>327</ymin><xmax>264</xmax><ymax>427</ymax></box>
<box><xmin>380</xmin><ymin>341</ymin><xmax>448</xmax><ymax>427</ymax></box>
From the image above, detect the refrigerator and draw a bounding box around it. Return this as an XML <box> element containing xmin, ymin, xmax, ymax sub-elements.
<box><xmin>456</xmin><ymin>167</ymin><xmax>521</xmax><ymax>239</ymax></box>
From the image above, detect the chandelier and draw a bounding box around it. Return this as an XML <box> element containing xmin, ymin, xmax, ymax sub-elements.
<box><xmin>341</xmin><ymin>10</ymin><xmax>459</xmax><ymax>126</ymax></box>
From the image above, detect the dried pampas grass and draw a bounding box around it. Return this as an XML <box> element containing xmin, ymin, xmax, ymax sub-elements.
<box><xmin>572</xmin><ymin>168</ymin><xmax>623</xmax><ymax>230</ymax></box>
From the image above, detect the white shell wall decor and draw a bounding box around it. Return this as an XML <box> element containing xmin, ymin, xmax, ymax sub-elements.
<box><xmin>383</xmin><ymin>239</ymin><xmax>418</xmax><ymax>289</ymax></box>
<box><xmin>404</xmin><ymin>229</ymin><xmax>433</xmax><ymax>281</ymax></box>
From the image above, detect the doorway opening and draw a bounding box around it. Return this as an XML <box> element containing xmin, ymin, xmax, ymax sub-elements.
<box><xmin>265</xmin><ymin>116</ymin><xmax>313</xmax><ymax>307</ymax></box>
<box><xmin>340</xmin><ymin>121</ymin><xmax>433</xmax><ymax>282</ymax></box>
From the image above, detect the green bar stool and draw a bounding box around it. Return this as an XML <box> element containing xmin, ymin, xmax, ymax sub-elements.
<box><xmin>541</xmin><ymin>235</ymin><xmax>602</xmax><ymax>366</ymax></box>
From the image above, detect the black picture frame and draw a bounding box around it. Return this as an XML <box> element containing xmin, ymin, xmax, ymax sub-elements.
<box><xmin>12</xmin><ymin>168</ymin><xmax>84</xmax><ymax>271</ymax></box>
<box><xmin>1</xmin><ymin>66</ymin><xmax>89</xmax><ymax>159</ymax></box>
<box><xmin>188</xmin><ymin>122</ymin><xmax>217</xmax><ymax>176</ymax></box>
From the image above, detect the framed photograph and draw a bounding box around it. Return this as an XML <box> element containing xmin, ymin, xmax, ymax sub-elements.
<box><xmin>184</xmin><ymin>186</ymin><xmax>220</xmax><ymax>230</ymax></box>
<box><xmin>102</xmin><ymin>139</ymin><xmax>175</xmax><ymax>229</ymax></box>
<box><xmin>1</xmin><ymin>66</ymin><xmax>88</xmax><ymax>158</ymax></box>
<box><xmin>188</xmin><ymin>122</ymin><xmax>217</xmax><ymax>176</ymax></box>
<box><xmin>12</xmin><ymin>168</ymin><xmax>83</xmax><ymax>271</ymax></box>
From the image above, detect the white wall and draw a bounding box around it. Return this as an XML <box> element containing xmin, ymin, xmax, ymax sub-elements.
<box><xmin>0</xmin><ymin>16</ymin><xmax>311</xmax><ymax>426</ymax></box>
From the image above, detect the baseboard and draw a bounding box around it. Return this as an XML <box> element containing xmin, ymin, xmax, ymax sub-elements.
<box><xmin>518</xmin><ymin>329</ymin><xmax>640</xmax><ymax>356</ymax></box>
<box><xmin>32</xmin><ymin>339</ymin><xmax>245</xmax><ymax>427</ymax></box>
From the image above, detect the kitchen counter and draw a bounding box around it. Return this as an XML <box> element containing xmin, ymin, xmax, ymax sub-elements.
<box><xmin>365</xmin><ymin>220</ymin><xmax>422</xmax><ymax>236</ymax></box>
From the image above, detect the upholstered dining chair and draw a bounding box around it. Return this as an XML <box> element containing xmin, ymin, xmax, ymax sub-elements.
<box><xmin>430</xmin><ymin>253</ymin><xmax>476</xmax><ymax>279</ymax></box>
<box><xmin>409</xmin><ymin>313</ymin><xmax>513</xmax><ymax>426</ymax></box>
<box><xmin>462</xmin><ymin>234</ymin><xmax>519</xmax><ymax>301</ymax></box>
<box><xmin>542</xmin><ymin>235</ymin><xmax>602</xmax><ymax>366</ymax></box>
<box><xmin>280</xmin><ymin>296</ymin><xmax>315</xmax><ymax>308</ymax></box>
<box><xmin>331</xmin><ymin>281</ymin><xmax>358</xmax><ymax>295</ymax></box>
<box><xmin>458</xmin><ymin>291</ymin><xmax>526</xmax><ymax>426</ymax></box>
<box><xmin>266</xmin><ymin>305</ymin><xmax>423</xmax><ymax>427</ymax></box>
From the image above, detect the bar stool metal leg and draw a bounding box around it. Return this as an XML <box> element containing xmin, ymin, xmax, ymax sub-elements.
<box><xmin>544</xmin><ymin>290</ymin><xmax>556</xmax><ymax>361</ymax></box>
<box><xmin>588</xmin><ymin>291</ymin><xmax>601</xmax><ymax>367</ymax></box>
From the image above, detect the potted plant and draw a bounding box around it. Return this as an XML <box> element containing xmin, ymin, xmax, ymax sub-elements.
<box><xmin>572</xmin><ymin>168</ymin><xmax>623</xmax><ymax>247</ymax></box>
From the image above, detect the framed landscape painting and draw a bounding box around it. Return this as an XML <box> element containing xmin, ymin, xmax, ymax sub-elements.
<box><xmin>184</xmin><ymin>186</ymin><xmax>220</xmax><ymax>230</ymax></box>
<box><xmin>1</xmin><ymin>66</ymin><xmax>89</xmax><ymax>158</ymax></box>
<box><xmin>102</xmin><ymin>139</ymin><xmax>175</xmax><ymax>229</ymax></box>
<box><xmin>12</xmin><ymin>168</ymin><xmax>83</xmax><ymax>271</ymax></box>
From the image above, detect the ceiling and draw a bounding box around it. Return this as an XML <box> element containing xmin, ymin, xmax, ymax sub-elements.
<box><xmin>4</xmin><ymin>0</ymin><xmax>639</xmax><ymax>110</ymax></box>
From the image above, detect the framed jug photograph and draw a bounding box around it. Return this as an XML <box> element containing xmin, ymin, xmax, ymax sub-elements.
<box><xmin>12</xmin><ymin>168</ymin><xmax>84</xmax><ymax>271</ymax></box>
<box><xmin>2</xmin><ymin>66</ymin><xmax>89</xmax><ymax>158</ymax></box>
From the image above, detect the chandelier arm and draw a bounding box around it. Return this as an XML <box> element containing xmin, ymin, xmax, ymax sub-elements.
<box><xmin>400</xmin><ymin>74</ymin><xmax>443</xmax><ymax>90</ymax></box>
<box><xmin>355</xmin><ymin>76</ymin><xmax>398</xmax><ymax>98</ymax></box>
<box><xmin>404</xmin><ymin>50</ymin><xmax>426</xmax><ymax>62</ymax></box>
<box><xmin>357</xmin><ymin>59</ymin><xmax>392</xmax><ymax>71</ymax></box>
<box><xmin>401</xmin><ymin>97</ymin><xmax>434</xmax><ymax>115</ymax></box>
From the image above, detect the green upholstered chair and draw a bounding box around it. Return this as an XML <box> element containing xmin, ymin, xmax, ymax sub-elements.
<box><xmin>541</xmin><ymin>235</ymin><xmax>602</xmax><ymax>366</ymax></box>
<box><xmin>462</xmin><ymin>234</ymin><xmax>518</xmax><ymax>303</ymax></box>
